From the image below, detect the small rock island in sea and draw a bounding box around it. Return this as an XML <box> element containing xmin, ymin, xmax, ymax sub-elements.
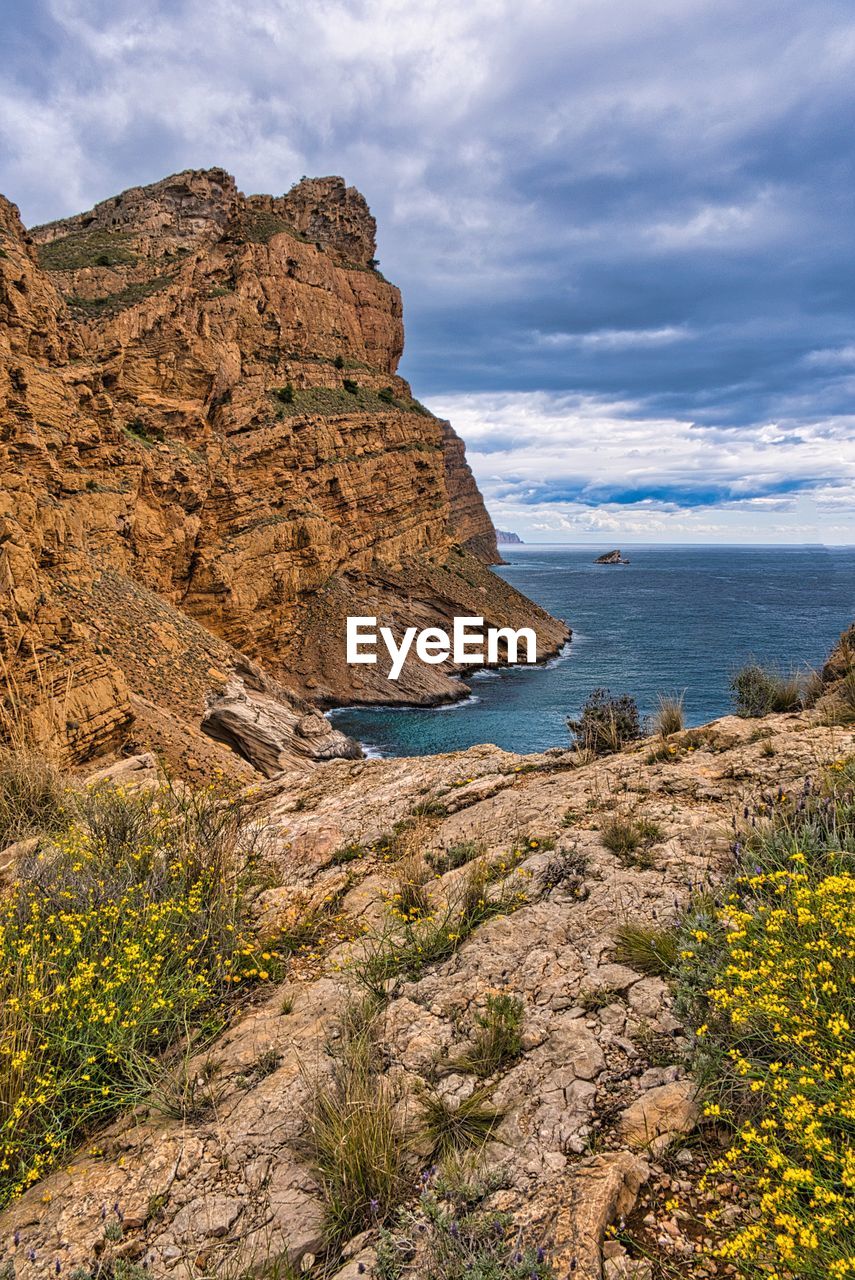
<box><xmin>594</xmin><ymin>548</ymin><xmax>630</xmax><ymax>564</ymax></box>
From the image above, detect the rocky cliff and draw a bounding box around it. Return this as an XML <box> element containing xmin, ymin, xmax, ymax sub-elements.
<box><xmin>0</xmin><ymin>169</ymin><xmax>567</xmax><ymax>769</ymax></box>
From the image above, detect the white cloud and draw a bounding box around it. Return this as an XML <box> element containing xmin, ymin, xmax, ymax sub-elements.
<box><xmin>534</xmin><ymin>326</ymin><xmax>694</xmax><ymax>350</ymax></box>
<box><xmin>429</xmin><ymin>391</ymin><xmax>855</xmax><ymax>542</ymax></box>
<box><xmin>804</xmin><ymin>345</ymin><xmax>855</xmax><ymax>368</ymax></box>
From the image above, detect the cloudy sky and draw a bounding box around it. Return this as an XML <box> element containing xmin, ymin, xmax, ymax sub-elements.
<box><xmin>3</xmin><ymin>0</ymin><xmax>855</xmax><ymax>543</ymax></box>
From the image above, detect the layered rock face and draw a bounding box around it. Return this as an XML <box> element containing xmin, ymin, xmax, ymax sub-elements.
<box><xmin>0</xmin><ymin>169</ymin><xmax>567</xmax><ymax>766</ymax></box>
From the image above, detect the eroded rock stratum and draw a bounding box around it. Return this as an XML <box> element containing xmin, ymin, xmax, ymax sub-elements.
<box><xmin>0</xmin><ymin>168</ymin><xmax>567</xmax><ymax>771</ymax></box>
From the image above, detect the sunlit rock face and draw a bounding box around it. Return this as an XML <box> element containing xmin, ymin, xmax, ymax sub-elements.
<box><xmin>1</xmin><ymin>170</ymin><xmax>566</xmax><ymax>766</ymax></box>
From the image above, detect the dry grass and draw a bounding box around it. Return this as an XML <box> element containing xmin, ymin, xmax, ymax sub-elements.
<box><xmin>600</xmin><ymin>812</ymin><xmax>663</xmax><ymax>866</ymax></box>
<box><xmin>833</xmin><ymin>670</ymin><xmax>855</xmax><ymax>723</ymax></box>
<box><xmin>418</xmin><ymin>1083</ymin><xmax>503</xmax><ymax>1157</ymax></box>
<box><xmin>304</xmin><ymin>995</ymin><xmax>413</xmax><ymax>1240</ymax></box>
<box><xmin>392</xmin><ymin>849</ymin><xmax>433</xmax><ymax>919</ymax></box>
<box><xmin>0</xmin><ymin>746</ymin><xmax>71</xmax><ymax>849</ymax></box>
<box><xmin>651</xmin><ymin>693</ymin><xmax>685</xmax><ymax>738</ymax></box>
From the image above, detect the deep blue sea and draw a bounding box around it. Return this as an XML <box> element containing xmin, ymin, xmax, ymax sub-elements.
<box><xmin>329</xmin><ymin>545</ymin><xmax>855</xmax><ymax>758</ymax></box>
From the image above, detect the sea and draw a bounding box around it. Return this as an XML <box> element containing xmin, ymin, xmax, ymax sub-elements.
<box><xmin>328</xmin><ymin>544</ymin><xmax>855</xmax><ymax>758</ymax></box>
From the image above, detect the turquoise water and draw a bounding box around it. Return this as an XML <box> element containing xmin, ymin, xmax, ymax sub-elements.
<box><xmin>329</xmin><ymin>544</ymin><xmax>855</xmax><ymax>758</ymax></box>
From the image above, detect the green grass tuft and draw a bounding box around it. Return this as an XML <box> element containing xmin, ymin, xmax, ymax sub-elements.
<box><xmin>614</xmin><ymin>922</ymin><xmax>679</xmax><ymax>976</ymax></box>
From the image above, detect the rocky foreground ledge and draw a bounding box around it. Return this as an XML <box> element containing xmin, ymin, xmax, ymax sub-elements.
<box><xmin>2</xmin><ymin>699</ymin><xmax>852</xmax><ymax>1279</ymax></box>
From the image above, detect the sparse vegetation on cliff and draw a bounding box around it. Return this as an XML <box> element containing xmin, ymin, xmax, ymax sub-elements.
<box><xmin>354</xmin><ymin>856</ymin><xmax>530</xmax><ymax>996</ymax></box>
<box><xmin>268</xmin><ymin>384</ymin><xmax>435</xmax><ymax>420</ymax></box>
<box><xmin>67</xmin><ymin>271</ymin><xmax>177</xmax><ymax>318</ymax></box>
<box><xmin>37</xmin><ymin>230</ymin><xmax>139</xmax><ymax>271</ymax></box>
<box><xmin>652</xmin><ymin>692</ymin><xmax>686</xmax><ymax>738</ymax></box>
<box><xmin>568</xmin><ymin>688</ymin><xmax>641</xmax><ymax>755</ymax></box>
<box><xmin>730</xmin><ymin>662</ymin><xmax>804</xmax><ymax>717</ymax></box>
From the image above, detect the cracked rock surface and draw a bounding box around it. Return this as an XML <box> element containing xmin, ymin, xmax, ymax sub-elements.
<box><xmin>1</xmin><ymin>708</ymin><xmax>850</xmax><ymax>1278</ymax></box>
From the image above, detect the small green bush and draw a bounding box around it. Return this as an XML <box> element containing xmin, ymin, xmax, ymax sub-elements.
<box><xmin>331</xmin><ymin>841</ymin><xmax>366</xmax><ymax>865</ymax></box>
<box><xmin>579</xmin><ymin>984</ymin><xmax>624</xmax><ymax>1012</ymax></box>
<box><xmin>600</xmin><ymin>813</ymin><xmax>662</xmax><ymax>865</ymax></box>
<box><xmin>411</xmin><ymin>798</ymin><xmax>448</xmax><ymax>818</ymax></box>
<box><xmin>342</xmin><ymin>377</ymin><xmax>359</xmax><ymax>394</ymax></box>
<box><xmin>124</xmin><ymin>417</ymin><xmax>164</xmax><ymax>444</ymax></box>
<box><xmin>456</xmin><ymin>994</ymin><xmax>524</xmax><ymax>1077</ymax></box>
<box><xmin>568</xmin><ymin>688</ymin><xmax>641</xmax><ymax>755</ymax></box>
<box><xmin>430</xmin><ymin>840</ymin><xmax>483</xmax><ymax>873</ymax></box>
<box><xmin>730</xmin><ymin>663</ymin><xmax>803</xmax><ymax>717</ymax></box>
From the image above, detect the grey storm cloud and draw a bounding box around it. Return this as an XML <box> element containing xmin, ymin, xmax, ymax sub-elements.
<box><xmin>2</xmin><ymin>0</ymin><xmax>854</xmax><ymax>540</ymax></box>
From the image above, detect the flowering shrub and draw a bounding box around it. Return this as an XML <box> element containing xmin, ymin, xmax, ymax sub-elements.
<box><xmin>679</xmin><ymin>765</ymin><xmax>855</xmax><ymax>1277</ymax></box>
<box><xmin>0</xmin><ymin>777</ymin><xmax>272</xmax><ymax>1206</ymax></box>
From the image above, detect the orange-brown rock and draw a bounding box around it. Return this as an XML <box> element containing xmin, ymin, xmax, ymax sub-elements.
<box><xmin>1</xmin><ymin>169</ymin><xmax>567</xmax><ymax>768</ymax></box>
